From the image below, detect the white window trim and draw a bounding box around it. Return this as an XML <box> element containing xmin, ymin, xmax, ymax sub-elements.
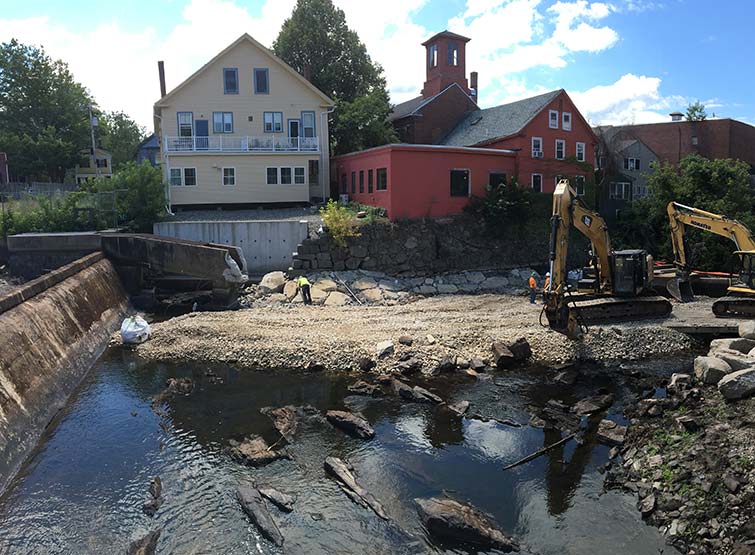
<box><xmin>576</xmin><ymin>142</ymin><xmax>585</xmax><ymax>162</ymax></box>
<box><xmin>562</xmin><ymin>112</ymin><xmax>572</xmax><ymax>131</ymax></box>
<box><xmin>182</xmin><ymin>167</ymin><xmax>197</xmax><ymax>187</ymax></box>
<box><xmin>555</xmin><ymin>139</ymin><xmax>566</xmax><ymax>160</ymax></box>
<box><xmin>450</xmin><ymin>168</ymin><xmax>471</xmax><ymax>197</ymax></box>
<box><xmin>531</xmin><ymin>173</ymin><xmax>543</xmax><ymax>192</ymax></box>
<box><xmin>531</xmin><ymin>136</ymin><xmax>543</xmax><ymax>157</ymax></box>
<box><xmin>280</xmin><ymin>166</ymin><xmax>293</xmax><ymax>185</ymax></box>
<box><xmin>266</xmin><ymin>166</ymin><xmax>279</xmax><ymax>185</ymax></box>
<box><xmin>610</xmin><ymin>181</ymin><xmax>631</xmax><ymax>200</ymax></box>
<box><xmin>222</xmin><ymin>167</ymin><xmax>236</xmax><ymax>186</ymax></box>
<box><xmin>294</xmin><ymin>166</ymin><xmax>306</xmax><ymax>185</ymax></box>
<box><xmin>624</xmin><ymin>157</ymin><xmax>641</xmax><ymax>171</ymax></box>
<box><xmin>549</xmin><ymin>110</ymin><xmax>559</xmax><ymax>129</ymax></box>
<box><xmin>169</xmin><ymin>168</ymin><xmax>182</xmax><ymax>187</ymax></box>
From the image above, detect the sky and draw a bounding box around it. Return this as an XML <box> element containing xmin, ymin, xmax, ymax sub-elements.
<box><xmin>1</xmin><ymin>0</ymin><xmax>753</xmax><ymax>131</ymax></box>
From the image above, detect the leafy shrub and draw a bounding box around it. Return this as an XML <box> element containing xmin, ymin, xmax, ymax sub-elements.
<box><xmin>320</xmin><ymin>199</ymin><xmax>361</xmax><ymax>247</ymax></box>
<box><xmin>465</xmin><ymin>179</ymin><xmax>541</xmax><ymax>234</ymax></box>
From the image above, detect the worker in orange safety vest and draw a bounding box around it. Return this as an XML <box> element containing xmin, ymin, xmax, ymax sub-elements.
<box><xmin>528</xmin><ymin>272</ymin><xmax>537</xmax><ymax>304</ymax></box>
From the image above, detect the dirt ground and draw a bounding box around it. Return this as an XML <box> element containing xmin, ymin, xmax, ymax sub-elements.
<box><xmin>133</xmin><ymin>293</ymin><xmax>697</xmax><ymax>372</ymax></box>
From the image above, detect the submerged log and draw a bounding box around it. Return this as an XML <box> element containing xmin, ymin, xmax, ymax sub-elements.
<box><xmin>502</xmin><ymin>433</ymin><xmax>577</xmax><ymax>471</ymax></box>
<box><xmin>323</xmin><ymin>456</ymin><xmax>388</xmax><ymax>520</ymax></box>
<box><xmin>236</xmin><ymin>486</ymin><xmax>284</xmax><ymax>546</ymax></box>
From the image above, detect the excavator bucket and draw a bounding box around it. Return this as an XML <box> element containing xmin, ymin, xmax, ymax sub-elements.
<box><xmin>666</xmin><ymin>277</ymin><xmax>695</xmax><ymax>303</ymax></box>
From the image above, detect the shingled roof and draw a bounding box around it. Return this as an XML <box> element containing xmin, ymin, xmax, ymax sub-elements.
<box><xmin>387</xmin><ymin>83</ymin><xmax>474</xmax><ymax>123</ymax></box>
<box><xmin>441</xmin><ymin>89</ymin><xmax>562</xmax><ymax>146</ymax></box>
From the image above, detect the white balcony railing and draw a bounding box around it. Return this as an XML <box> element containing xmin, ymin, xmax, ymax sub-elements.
<box><xmin>164</xmin><ymin>135</ymin><xmax>319</xmax><ymax>153</ymax></box>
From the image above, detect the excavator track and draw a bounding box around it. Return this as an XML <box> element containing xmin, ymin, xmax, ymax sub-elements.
<box><xmin>712</xmin><ymin>296</ymin><xmax>755</xmax><ymax>318</ymax></box>
<box><xmin>568</xmin><ymin>294</ymin><xmax>672</xmax><ymax>324</ymax></box>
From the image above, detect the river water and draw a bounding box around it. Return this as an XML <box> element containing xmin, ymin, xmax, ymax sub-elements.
<box><xmin>0</xmin><ymin>349</ymin><xmax>682</xmax><ymax>554</ymax></box>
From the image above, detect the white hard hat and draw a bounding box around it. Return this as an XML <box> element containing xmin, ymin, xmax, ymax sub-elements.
<box><xmin>546</xmin><ymin>272</ymin><xmax>551</xmax><ymax>276</ymax></box>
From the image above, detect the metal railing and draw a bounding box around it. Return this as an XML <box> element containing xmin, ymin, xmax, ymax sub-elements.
<box><xmin>164</xmin><ymin>135</ymin><xmax>319</xmax><ymax>153</ymax></box>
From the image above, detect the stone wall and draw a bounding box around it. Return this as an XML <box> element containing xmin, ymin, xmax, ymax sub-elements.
<box><xmin>290</xmin><ymin>217</ymin><xmax>584</xmax><ymax>277</ymax></box>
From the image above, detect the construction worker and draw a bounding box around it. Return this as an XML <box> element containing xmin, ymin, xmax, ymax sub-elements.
<box><xmin>528</xmin><ymin>272</ymin><xmax>537</xmax><ymax>304</ymax></box>
<box><xmin>297</xmin><ymin>275</ymin><xmax>312</xmax><ymax>305</ymax></box>
<box><xmin>543</xmin><ymin>272</ymin><xmax>551</xmax><ymax>303</ymax></box>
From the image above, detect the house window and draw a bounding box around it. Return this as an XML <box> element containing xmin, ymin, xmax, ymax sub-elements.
<box><xmin>177</xmin><ymin>112</ymin><xmax>193</xmax><ymax>137</ymax></box>
<box><xmin>183</xmin><ymin>168</ymin><xmax>196</xmax><ymax>186</ymax></box>
<box><xmin>169</xmin><ymin>168</ymin><xmax>182</xmax><ymax>187</ymax></box>
<box><xmin>692</xmin><ymin>136</ymin><xmax>699</xmax><ymax>146</ymax></box>
<box><xmin>634</xmin><ymin>182</ymin><xmax>648</xmax><ymax>198</ymax></box>
<box><xmin>294</xmin><ymin>167</ymin><xmax>306</xmax><ymax>184</ymax></box>
<box><xmin>263</xmin><ymin>112</ymin><xmax>283</xmax><ymax>133</ymax></box>
<box><xmin>428</xmin><ymin>44</ymin><xmax>438</xmax><ymax>68</ymax></box>
<box><xmin>223</xmin><ymin>68</ymin><xmax>238</xmax><ymax>94</ymax></box>
<box><xmin>95</xmin><ymin>158</ymin><xmax>108</xmax><ymax>168</ymax></box>
<box><xmin>562</xmin><ymin>112</ymin><xmax>572</xmax><ymax>131</ymax></box>
<box><xmin>368</xmin><ymin>169</ymin><xmax>374</xmax><ymax>193</ymax></box>
<box><xmin>222</xmin><ymin>167</ymin><xmax>236</xmax><ymax>186</ymax></box>
<box><xmin>531</xmin><ymin>137</ymin><xmax>543</xmax><ymax>157</ymax></box>
<box><xmin>555</xmin><ymin>139</ymin><xmax>565</xmax><ymax>160</ymax></box>
<box><xmin>450</xmin><ymin>169</ymin><xmax>469</xmax><ymax>197</ymax></box>
<box><xmin>301</xmin><ymin>111</ymin><xmax>316</xmax><ymax>138</ymax></box>
<box><xmin>266</xmin><ymin>167</ymin><xmax>278</xmax><ymax>185</ymax></box>
<box><xmin>489</xmin><ymin>172</ymin><xmax>507</xmax><ymax>187</ymax></box>
<box><xmin>351</xmin><ymin>171</ymin><xmax>356</xmax><ymax>194</ymax></box>
<box><xmin>549</xmin><ymin>110</ymin><xmax>559</xmax><ymax>129</ymax></box>
<box><xmin>213</xmin><ymin>112</ymin><xmax>233</xmax><ymax>133</ymax></box>
<box><xmin>341</xmin><ymin>173</ymin><xmax>347</xmax><ymax>194</ymax></box>
<box><xmin>448</xmin><ymin>42</ymin><xmax>458</xmax><ymax>66</ymax></box>
<box><xmin>623</xmin><ymin>157</ymin><xmax>640</xmax><ymax>171</ymax></box>
<box><xmin>532</xmin><ymin>174</ymin><xmax>542</xmax><ymax>193</ymax></box>
<box><xmin>576</xmin><ymin>142</ymin><xmax>585</xmax><ymax>162</ymax></box>
<box><xmin>281</xmin><ymin>167</ymin><xmax>292</xmax><ymax>185</ymax></box>
<box><xmin>254</xmin><ymin>68</ymin><xmax>269</xmax><ymax>94</ymax></box>
<box><xmin>359</xmin><ymin>170</ymin><xmax>364</xmax><ymax>193</ymax></box>
<box><xmin>575</xmin><ymin>175</ymin><xmax>585</xmax><ymax>196</ymax></box>
<box><xmin>376</xmin><ymin>168</ymin><xmax>387</xmax><ymax>191</ymax></box>
<box><xmin>610</xmin><ymin>181</ymin><xmax>631</xmax><ymax>200</ymax></box>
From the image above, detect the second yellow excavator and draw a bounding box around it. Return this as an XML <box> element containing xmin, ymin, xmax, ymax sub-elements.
<box><xmin>667</xmin><ymin>201</ymin><xmax>755</xmax><ymax>317</ymax></box>
<box><xmin>544</xmin><ymin>180</ymin><xmax>672</xmax><ymax>339</ymax></box>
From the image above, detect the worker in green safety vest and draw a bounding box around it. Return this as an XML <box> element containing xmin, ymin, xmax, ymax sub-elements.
<box><xmin>297</xmin><ymin>275</ymin><xmax>312</xmax><ymax>305</ymax></box>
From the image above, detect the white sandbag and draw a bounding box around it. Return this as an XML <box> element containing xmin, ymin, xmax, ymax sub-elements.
<box><xmin>120</xmin><ymin>315</ymin><xmax>151</xmax><ymax>344</ymax></box>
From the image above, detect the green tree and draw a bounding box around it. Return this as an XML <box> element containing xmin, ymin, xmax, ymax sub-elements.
<box><xmin>98</xmin><ymin>111</ymin><xmax>146</xmax><ymax>171</ymax></box>
<box><xmin>685</xmin><ymin>100</ymin><xmax>708</xmax><ymax>121</ymax></box>
<box><xmin>0</xmin><ymin>39</ymin><xmax>93</xmax><ymax>181</ymax></box>
<box><xmin>273</xmin><ymin>0</ymin><xmax>396</xmax><ymax>155</ymax></box>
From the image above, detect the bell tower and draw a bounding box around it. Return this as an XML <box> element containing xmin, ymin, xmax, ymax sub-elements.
<box><xmin>421</xmin><ymin>31</ymin><xmax>472</xmax><ymax>98</ymax></box>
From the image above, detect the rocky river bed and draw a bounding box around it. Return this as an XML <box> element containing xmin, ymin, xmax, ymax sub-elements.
<box><xmin>0</xmin><ymin>345</ymin><xmax>692</xmax><ymax>555</ymax></box>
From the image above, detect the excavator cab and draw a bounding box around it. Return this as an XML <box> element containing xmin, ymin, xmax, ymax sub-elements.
<box><xmin>612</xmin><ymin>250</ymin><xmax>650</xmax><ymax>296</ymax></box>
<box><xmin>733</xmin><ymin>251</ymin><xmax>755</xmax><ymax>290</ymax></box>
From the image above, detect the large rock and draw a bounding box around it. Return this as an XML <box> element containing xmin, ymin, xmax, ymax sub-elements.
<box><xmin>258</xmin><ymin>486</ymin><xmax>296</xmax><ymax>513</ymax></box>
<box><xmin>507</xmin><ymin>338</ymin><xmax>532</xmax><ymax>361</ymax></box>
<box><xmin>491</xmin><ymin>341</ymin><xmax>515</xmax><ymax>369</ymax></box>
<box><xmin>324</xmin><ymin>291</ymin><xmax>351</xmax><ymax>306</ymax></box>
<box><xmin>739</xmin><ymin>321</ymin><xmax>755</xmax><ymax>340</ymax></box>
<box><xmin>711</xmin><ymin>348</ymin><xmax>755</xmax><ymax>371</ymax></box>
<box><xmin>718</xmin><ymin>368</ymin><xmax>755</xmax><ymax>400</ymax></box>
<box><xmin>347</xmin><ymin>380</ymin><xmax>380</xmax><ymax>396</ymax></box>
<box><xmin>236</xmin><ymin>486</ymin><xmax>284</xmax><ymax>546</ymax></box>
<box><xmin>414</xmin><ymin>497</ymin><xmax>518</xmax><ymax>552</ymax></box>
<box><xmin>390</xmin><ymin>378</ymin><xmax>442</xmax><ymax>404</ymax></box>
<box><xmin>324</xmin><ymin>457</ymin><xmax>388</xmax><ymax>520</ymax></box>
<box><xmin>229</xmin><ymin>436</ymin><xmax>290</xmax><ymax>467</ymax></box>
<box><xmin>480</xmin><ymin>276</ymin><xmax>510</xmax><ymax>290</ymax></box>
<box><xmin>326</xmin><ymin>410</ymin><xmax>375</xmax><ymax>439</ymax></box>
<box><xmin>259</xmin><ymin>271</ymin><xmax>286</xmax><ymax>293</ymax></box>
<box><xmin>127</xmin><ymin>530</ymin><xmax>161</xmax><ymax>555</ymax></box>
<box><xmin>361</xmin><ymin>288</ymin><xmax>383</xmax><ymax>303</ymax></box>
<box><xmin>572</xmin><ymin>393</ymin><xmax>614</xmax><ymax>415</ymax></box>
<box><xmin>595</xmin><ymin>419</ymin><xmax>627</xmax><ymax>445</ymax></box>
<box><xmin>314</xmin><ymin>278</ymin><xmax>338</xmax><ymax>292</ymax></box>
<box><xmin>283</xmin><ymin>280</ymin><xmax>298</xmax><ymax>300</ymax></box>
<box><xmin>694</xmin><ymin>356</ymin><xmax>733</xmax><ymax>384</ymax></box>
<box><xmin>352</xmin><ymin>277</ymin><xmax>378</xmax><ymax>291</ymax></box>
<box><xmin>710</xmin><ymin>337</ymin><xmax>755</xmax><ymax>355</ymax></box>
<box><xmin>376</xmin><ymin>340</ymin><xmax>394</xmax><ymax>358</ymax></box>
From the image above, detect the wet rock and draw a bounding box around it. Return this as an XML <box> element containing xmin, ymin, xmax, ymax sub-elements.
<box><xmin>359</xmin><ymin>357</ymin><xmax>376</xmax><ymax>372</ymax></box>
<box><xmin>412</xmin><ymin>385</ymin><xmax>443</xmax><ymax>404</ymax></box>
<box><xmin>398</xmin><ymin>335</ymin><xmax>414</xmax><ymax>346</ymax></box>
<box><xmin>415</xmin><ymin>497</ymin><xmax>518</xmax><ymax>552</ymax></box>
<box><xmin>324</xmin><ymin>457</ymin><xmax>388</xmax><ymax>520</ymax></box>
<box><xmin>166</xmin><ymin>377</ymin><xmax>193</xmax><ymax>395</ymax></box>
<box><xmin>142</xmin><ymin>497</ymin><xmax>162</xmax><ymax>517</ymax></box>
<box><xmin>142</xmin><ymin>476</ymin><xmax>163</xmax><ymax>517</ymax></box>
<box><xmin>127</xmin><ymin>530</ymin><xmax>161</xmax><ymax>555</ymax></box>
<box><xmin>596</xmin><ymin>420</ymin><xmax>627</xmax><ymax>445</ymax></box>
<box><xmin>572</xmin><ymin>392</ymin><xmax>614</xmax><ymax>415</ymax></box>
<box><xmin>541</xmin><ymin>400</ymin><xmax>580</xmax><ymax>432</ymax></box>
<box><xmin>446</xmin><ymin>400</ymin><xmax>470</xmax><ymax>417</ymax></box>
<box><xmin>694</xmin><ymin>356</ymin><xmax>733</xmax><ymax>384</ymax></box>
<box><xmin>491</xmin><ymin>341</ymin><xmax>515</xmax><ymax>369</ymax></box>
<box><xmin>376</xmin><ymin>340</ymin><xmax>394</xmax><ymax>358</ymax></box>
<box><xmin>390</xmin><ymin>378</ymin><xmax>442</xmax><ymax>404</ymax></box>
<box><xmin>326</xmin><ymin>410</ymin><xmax>375</xmax><ymax>439</ymax></box>
<box><xmin>259</xmin><ymin>486</ymin><xmax>296</xmax><ymax>513</ymax></box>
<box><xmin>507</xmin><ymin>338</ymin><xmax>532</xmax><ymax>362</ymax></box>
<box><xmin>718</xmin><ymin>368</ymin><xmax>755</xmax><ymax>400</ymax></box>
<box><xmin>397</xmin><ymin>357</ymin><xmax>421</xmax><ymax>375</ymax></box>
<box><xmin>739</xmin><ymin>321</ymin><xmax>755</xmax><ymax>340</ymax></box>
<box><xmin>261</xmin><ymin>406</ymin><xmax>300</xmax><ymax>438</ymax></box>
<box><xmin>148</xmin><ymin>476</ymin><xmax>162</xmax><ymax>500</ymax></box>
<box><xmin>347</xmin><ymin>380</ymin><xmax>380</xmax><ymax>396</ymax></box>
<box><xmin>259</xmin><ymin>271</ymin><xmax>286</xmax><ymax>293</ymax></box>
<box><xmin>229</xmin><ymin>436</ymin><xmax>290</xmax><ymax>467</ymax></box>
<box><xmin>470</xmin><ymin>357</ymin><xmax>486</xmax><ymax>372</ymax></box>
<box><xmin>236</xmin><ymin>485</ymin><xmax>284</xmax><ymax>546</ymax></box>
<box><xmin>432</xmin><ymin>355</ymin><xmax>456</xmax><ymax>375</ymax></box>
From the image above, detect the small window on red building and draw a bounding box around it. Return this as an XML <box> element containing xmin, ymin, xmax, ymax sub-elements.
<box><xmin>532</xmin><ymin>174</ymin><xmax>542</xmax><ymax>193</ymax></box>
<box><xmin>351</xmin><ymin>171</ymin><xmax>356</xmax><ymax>194</ymax></box>
<box><xmin>376</xmin><ymin>168</ymin><xmax>387</xmax><ymax>190</ymax></box>
<box><xmin>340</xmin><ymin>173</ymin><xmax>347</xmax><ymax>194</ymax></box>
<box><xmin>489</xmin><ymin>172</ymin><xmax>507</xmax><ymax>188</ymax></box>
<box><xmin>450</xmin><ymin>169</ymin><xmax>469</xmax><ymax>197</ymax></box>
<box><xmin>368</xmin><ymin>169</ymin><xmax>374</xmax><ymax>193</ymax></box>
<box><xmin>359</xmin><ymin>170</ymin><xmax>364</xmax><ymax>193</ymax></box>
<box><xmin>448</xmin><ymin>42</ymin><xmax>458</xmax><ymax>66</ymax></box>
<box><xmin>428</xmin><ymin>44</ymin><xmax>438</xmax><ymax>68</ymax></box>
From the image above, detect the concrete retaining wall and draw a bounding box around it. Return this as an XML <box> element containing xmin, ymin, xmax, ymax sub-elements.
<box><xmin>6</xmin><ymin>232</ymin><xmax>101</xmax><ymax>279</ymax></box>
<box><xmin>154</xmin><ymin>220</ymin><xmax>308</xmax><ymax>274</ymax></box>
<box><xmin>0</xmin><ymin>254</ymin><xmax>129</xmax><ymax>491</ymax></box>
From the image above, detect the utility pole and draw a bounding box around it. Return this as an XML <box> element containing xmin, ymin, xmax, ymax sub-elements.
<box><xmin>89</xmin><ymin>106</ymin><xmax>100</xmax><ymax>179</ymax></box>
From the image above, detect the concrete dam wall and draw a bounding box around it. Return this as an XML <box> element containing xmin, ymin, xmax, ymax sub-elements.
<box><xmin>0</xmin><ymin>253</ymin><xmax>129</xmax><ymax>490</ymax></box>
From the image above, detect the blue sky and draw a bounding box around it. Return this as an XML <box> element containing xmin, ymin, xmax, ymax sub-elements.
<box><xmin>1</xmin><ymin>0</ymin><xmax>752</xmax><ymax>129</ymax></box>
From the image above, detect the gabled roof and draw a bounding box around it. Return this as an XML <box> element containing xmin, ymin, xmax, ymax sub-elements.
<box><xmin>154</xmin><ymin>33</ymin><xmax>333</xmax><ymax>108</ymax></box>
<box><xmin>387</xmin><ymin>82</ymin><xmax>475</xmax><ymax>122</ymax></box>
<box><xmin>441</xmin><ymin>89</ymin><xmax>562</xmax><ymax>146</ymax></box>
<box><xmin>138</xmin><ymin>133</ymin><xmax>159</xmax><ymax>150</ymax></box>
<box><xmin>422</xmin><ymin>30</ymin><xmax>471</xmax><ymax>46</ymax></box>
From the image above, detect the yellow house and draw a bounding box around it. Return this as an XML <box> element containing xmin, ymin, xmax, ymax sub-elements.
<box><xmin>154</xmin><ymin>34</ymin><xmax>334</xmax><ymax>209</ymax></box>
<box><xmin>75</xmin><ymin>148</ymin><xmax>113</xmax><ymax>183</ymax></box>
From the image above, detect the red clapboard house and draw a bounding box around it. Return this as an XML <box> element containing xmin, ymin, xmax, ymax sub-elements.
<box><xmin>334</xmin><ymin>30</ymin><xmax>597</xmax><ymax>220</ymax></box>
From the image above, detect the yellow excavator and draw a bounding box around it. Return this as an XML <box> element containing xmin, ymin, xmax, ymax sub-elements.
<box><xmin>544</xmin><ymin>180</ymin><xmax>672</xmax><ymax>339</ymax></box>
<box><xmin>666</xmin><ymin>201</ymin><xmax>755</xmax><ymax>316</ymax></box>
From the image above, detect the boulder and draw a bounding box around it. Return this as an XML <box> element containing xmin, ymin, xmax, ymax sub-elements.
<box><xmin>314</xmin><ymin>278</ymin><xmax>338</xmax><ymax>292</ymax></box>
<box><xmin>507</xmin><ymin>338</ymin><xmax>532</xmax><ymax>361</ymax></box>
<box><xmin>470</xmin><ymin>357</ymin><xmax>486</xmax><ymax>371</ymax></box>
<box><xmin>283</xmin><ymin>280</ymin><xmax>298</xmax><ymax>300</ymax></box>
<box><xmin>718</xmin><ymin>368</ymin><xmax>755</xmax><ymax>400</ymax></box>
<box><xmin>352</xmin><ymin>277</ymin><xmax>378</xmax><ymax>291</ymax></box>
<box><xmin>347</xmin><ymin>380</ymin><xmax>380</xmax><ymax>396</ymax></box>
<box><xmin>310</xmin><ymin>285</ymin><xmax>330</xmax><ymax>304</ymax></box>
<box><xmin>236</xmin><ymin>486</ymin><xmax>284</xmax><ymax>546</ymax></box>
<box><xmin>415</xmin><ymin>497</ymin><xmax>518</xmax><ymax>552</ymax></box>
<box><xmin>326</xmin><ymin>410</ymin><xmax>375</xmax><ymax>439</ymax></box>
<box><xmin>258</xmin><ymin>486</ymin><xmax>296</xmax><ymax>513</ymax></box>
<box><xmin>398</xmin><ymin>335</ymin><xmax>414</xmax><ymax>346</ymax></box>
<box><xmin>324</xmin><ymin>457</ymin><xmax>388</xmax><ymax>520</ymax></box>
<box><xmin>436</xmin><ymin>283</ymin><xmax>459</xmax><ymax>294</ymax></box>
<box><xmin>261</xmin><ymin>405</ymin><xmax>301</xmax><ymax>438</ymax></box>
<box><xmin>491</xmin><ymin>341</ymin><xmax>516</xmax><ymax>369</ymax></box>
<box><xmin>694</xmin><ymin>356</ymin><xmax>733</xmax><ymax>384</ymax></box>
<box><xmin>480</xmin><ymin>276</ymin><xmax>510</xmax><ymax>290</ymax></box>
<box><xmin>711</xmin><ymin>348</ymin><xmax>754</xmax><ymax>371</ymax></box>
<box><xmin>739</xmin><ymin>321</ymin><xmax>755</xmax><ymax>340</ymax></box>
<box><xmin>229</xmin><ymin>436</ymin><xmax>290</xmax><ymax>467</ymax></box>
<box><xmin>710</xmin><ymin>337</ymin><xmax>755</xmax><ymax>355</ymax></box>
<box><xmin>447</xmin><ymin>400</ymin><xmax>470</xmax><ymax>416</ymax></box>
<box><xmin>324</xmin><ymin>291</ymin><xmax>350</xmax><ymax>306</ymax></box>
<box><xmin>397</xmin><ymin>358</ymin><xmax>421</xmax><ymax>375</ymax></box>
<box><xmin>361</xmin><ymin>288</ymin><xmax>383</xmax><ymax>303</ymax></box>
<box><xmin>433</xmin><ymin>355</ymin><xmax>456</xmax><ymax>375</ymax></box>
<box><xmin>142</xmin><ymin>497</ymin><xmax>162</xmax><ymax>517</ymax></box>
<box><xmin>259</xmin><ymin>271</ymin><xmax>286</xmax><ymax>293</ymax></box>
<box><xmin>572</xmin><ymin>393</ymin><xmax>614</xmax><ymax>415</ymax></box>
<box><xmin>127</xmin><ymin>530</ymin><xmax>161</xmax><ymax>555</ymax></box>
<box><xmin>376</xmin><ymin>340</ymin><xmax>395</xmax><ymax>358</ymax></box>
<box><xmin>391</xmin><ymin>378</ymin><xmax>442</xmax><ymax>404</ymax></box>
<box><xmin>358</xmin><ymin>357</ymin><xmax>376</xmax><ymax>372</ymax></box>
<box><xmin>412</xmin><ymin>386</ymin><xmax>443</xmax><ymax>404</ymax></box>
<box><xmin>595</xmin><ymin>419</ymin><xmax>627</xmax><ymax>445</ymax></box>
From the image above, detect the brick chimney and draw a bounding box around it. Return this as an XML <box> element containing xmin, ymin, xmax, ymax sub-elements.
<box><xmin>421</xmin><ymin>30</ymin><xmax>471</xmax><ymax>98</ymax></box>
<box><xmin>158</xmin><ymin>61</ymin><xmax>166</xmax><ymax>98</ymax></box>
